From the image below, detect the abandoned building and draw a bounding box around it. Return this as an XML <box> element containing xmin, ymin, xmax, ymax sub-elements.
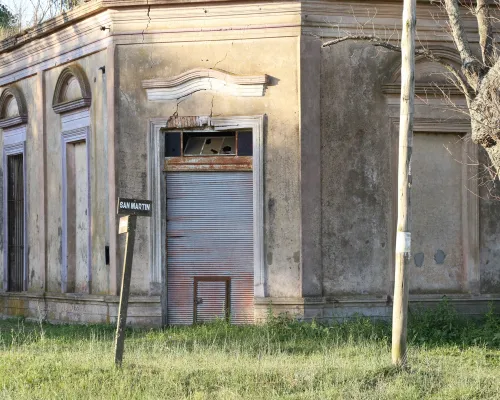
<box><xmin>0</xmin><ymin>0</ymin><xmax>498</xmax><ymax>326</ymax></box>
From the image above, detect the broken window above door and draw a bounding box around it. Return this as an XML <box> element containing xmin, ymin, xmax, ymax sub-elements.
<box><xmin>164</xmin><ymin>131</ymin><xmax>253</xmax><ymax>157</ymax></box>
<box><xmin>185</xmin><ymin>133</ymin><xmax>236</xmax><ymax>156</ymax></box>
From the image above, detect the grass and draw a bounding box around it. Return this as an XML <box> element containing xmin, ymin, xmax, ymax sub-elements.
<box><xmin>0</xmin><ymin>301</ymin><xmax>499</xmax><ymax>399</ymax></box>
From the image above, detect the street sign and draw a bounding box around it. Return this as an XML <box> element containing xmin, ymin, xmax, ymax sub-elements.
<box><xmin>117</xmin><ymin>198</ymin><xmax>152</xmax><ymax>216</ymax></box>
<box><xmin>114</xmin><ymin>197</ymin><xmax>152</xmax><ymax>367</ymax></box>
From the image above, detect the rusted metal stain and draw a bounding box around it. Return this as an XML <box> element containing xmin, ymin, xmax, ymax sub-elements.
<box><xmin>165</xmin><ymin>156</ymin><xmax>252</xmax><ymax>172</ymax></box>
<box><xmin>166</xmin><ymin>171</ymin><xmax>254</xmax><ymax>325</ymax></box>
<box><xmin>165</xmin><ymin>116</ymin><xmax>210</xmax><ymax>129</ymax></box>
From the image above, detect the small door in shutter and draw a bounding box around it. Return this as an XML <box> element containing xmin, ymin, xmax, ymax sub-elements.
<box><xmin>194</xmin><ymin>278</ymin><xmax>230</xmax><ymax>323</ymax></box>
<box><xmin>167</xmin><ymin>171</ymin><xmax>253</xmax><ymax>325</ymax></box>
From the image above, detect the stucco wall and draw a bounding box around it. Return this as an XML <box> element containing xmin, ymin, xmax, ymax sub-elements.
<box><xmin>411</xmin><ymin>132</ymin><xmax>463</xmax><ymax>293</ymax></box>
<box><xmin>0</xmin><ymin>0</ymin><xmax>498</xmax><ymax>325</ymax></box>
<box><xmin>44</xmin><ymin>50</ymin><xmax>108</xmax><ymax>294</ymax></box>
<box><xmin>0</xmin><ymin>76</ymin><xmax>42</xmax><ymax>292</ymax></box>
<box><xmin>320</xmin><ymin>40</ymin><xmax>500</xmax><ymax>298</ymax></box>
<box><xmin>116</xmin><ymin>38</ymin><xmax>301</xmax><ymax>297</ymax></box>
<box><xmin>320</xmin><ymin>43</ymin><xmax>394</xmax><ymax>296</ymax></box>
<box><xmin>479</xmin><ymin>148</ymin><xmax>500</xmax><ymax>294</ymax></box>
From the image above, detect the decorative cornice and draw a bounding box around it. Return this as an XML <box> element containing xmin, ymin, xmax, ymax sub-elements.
<box><xmin>0</xmin><ymin>85</ymin><xmax>28</xmax><ymax>128</ymax></box>
<box><xmin>52</xmin><ymin>64</ymin><xmax>92</xmax><ymax>114</ymax></box>
<box><xmin>383</xmin><ymin>46</ymin><xmax>464</xmax><ymax>96</ymax></box>
<box><xmin>143</xmin><ymin>68</ymin><xmax>267</xmax><ymax>88</ymax></box>
<box><xmin>142</xmin><ymin>68</ymin><xmax>268</xmax><ymax>101</ymax></box>
<box><xmin>0</xmin><ymin>115</ymin><xmax>28</xmax><ymax>129</ymax></box>
<box><xmin>382</xmin><ymin>83</ymin><xmax>464</xmax><ymax>96</ymax></box>
<box><xmin>53</xmin><ymin>98</ymin><xmax>92</xmax><ymax>114</ymax></box>
<box><xmin>387</xmin><ymin>46</ymin><xmax>463</xmax><ymax>84</ymax></box>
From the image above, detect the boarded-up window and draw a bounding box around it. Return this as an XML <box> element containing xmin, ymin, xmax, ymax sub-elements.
<box><xmin>411</xmin><ymin>133</ymin><xmax>463</xmax><ymax>293</ymax></box>
<box><xmin>7</xmin><ymin>154</ymin><xmax>24</xmax><ymax>291</ymax></box>
<box><xmin>65</xmin><ymin>141</ymin><xmax>89</xmax><ymax>293</ymax></box>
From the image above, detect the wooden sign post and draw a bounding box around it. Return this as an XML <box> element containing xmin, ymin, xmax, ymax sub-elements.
<box><xmin>114</xmin><ymin>198</ymin><xmax>152</xmax><ymax>367</ymax></box>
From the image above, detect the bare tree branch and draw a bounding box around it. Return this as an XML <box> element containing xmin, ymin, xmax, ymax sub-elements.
<box><xmin>322</xmin><ymin>34</ymin><xmax>475</xmax><ymax>99</ymax></box>
<box><xmin>476</xmin><ymin>0</ymin><xmax>495</xmax><ymax>68</ymax></box>
<box><xmin>441</xmin><ymin>0</ymin><xmax>482</xmax><ymax>89</ymax></box>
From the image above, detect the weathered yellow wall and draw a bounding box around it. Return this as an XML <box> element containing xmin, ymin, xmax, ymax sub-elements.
<box><xmin>44</xmin><ymin>50</ymin><xmax>108</xmax><ymax>294</ymax></box>
<box><xmin>116</xmin><ymin>38</ymin><xmax>302</xmax><ymax>297</ymax></box>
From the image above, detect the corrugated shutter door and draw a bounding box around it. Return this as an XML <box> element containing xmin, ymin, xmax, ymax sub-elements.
<box><xmin>167</xmin><ymin>171</ymin><xmax>254</xmax><ymax>325</ymax></box>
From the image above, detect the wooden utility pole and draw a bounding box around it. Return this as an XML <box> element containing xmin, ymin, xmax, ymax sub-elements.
<box><xmin>392</xmin><ymin>0</ymin><xmax>416</xmax><ymax>367</ymax></box>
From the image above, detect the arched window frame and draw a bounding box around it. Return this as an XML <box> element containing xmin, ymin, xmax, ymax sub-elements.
<box><xmin>0</xmin><ymin>86</ymin><xmax>28</xmax><ymax>128</ymax></box>
<box><xmin>52</xmin><ymin>64</ymin><xmax>91</xmax><ymax>114</ymax></box>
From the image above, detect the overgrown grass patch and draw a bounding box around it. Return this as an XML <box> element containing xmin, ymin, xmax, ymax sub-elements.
<box><xmin>0</xmin><ymin>302</ymin><xmax>499</xmax><ymax>399</ymax></box>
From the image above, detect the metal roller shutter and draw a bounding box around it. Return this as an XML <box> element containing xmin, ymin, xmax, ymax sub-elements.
<box><xmin>166</xmin><ymin>171</ymin><xmax>254</xmax><ymax>325</ymax></box>
<box><xmin>7</xmin><ymin>154</ymin><xmax>24</xmax><ymax>292</ymax></box>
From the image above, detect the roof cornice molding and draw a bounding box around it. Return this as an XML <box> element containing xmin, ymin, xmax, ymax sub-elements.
<box><xmin>0</xmin><ymin>1</ymin><xmax>104</xmax><ymax>54</ymax></box>
<box><xmin>1</xmin><ymin>0</ymin><xmax>492</xmax><ymax>56</ymax></box>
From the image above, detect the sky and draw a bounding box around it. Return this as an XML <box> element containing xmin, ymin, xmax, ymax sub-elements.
<box><xmin>1</xmin><ymin>0</ymin><xmax>54</xmax><ymax>28</ymax></box>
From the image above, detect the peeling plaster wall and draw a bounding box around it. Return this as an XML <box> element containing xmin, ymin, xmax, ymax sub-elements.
<box><xmin>44</xmin><ymin>51</ymin><xmax>108</xmax><ymax>294</ymax></box>
<box><xmin>0</xmin><ymin>76</ymin><xmax>43</xmax><ymax>292</ymax></box>
<box><xmin>410</xmin><ymin>133</ymin><xmax>463</xmax><ymax>293</ymax></box>
<box><xmin>21</xmin><ymin>76</ymin><xmax>44</xmax><ymax>292</ymax></box>
<box><xmin>116</xmin><ymin>38</ymin><xmax>301</xmax><ymax>297</ymax></box>
<box><xmin>0</xmin><ymin>0</ymin><xmax>498</xmax><ymax>322</ymax></box>
<box><xmin>0</xmin><ymin>105</ymin><xmax>2</xmax><ymax>290</ymax></box>
<box><xmin>479</xmin><ymin>148</ymin><xmax>500</xmax><ymax>294</ymax></box>
<box><xmin>320</xmin><ymin>40</ymin><xmax>499</xmax><ymax>299</ymax></box>
<box><xmin>320</xmin><ymin>43</ymin><xmax>394</xmax><ymax>296</ymax></box>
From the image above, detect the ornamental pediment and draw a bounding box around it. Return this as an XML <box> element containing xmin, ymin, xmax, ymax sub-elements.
<box><xmin>142</xmin><ymin>68</ymin><xmax>268</xmax><ymax>101</ymax></box>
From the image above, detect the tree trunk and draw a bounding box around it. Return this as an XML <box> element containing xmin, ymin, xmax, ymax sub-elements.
<box><xmin>470</xmin><ymin>60</ymin><xmax>500</xmax><ymax>174</ymax></box>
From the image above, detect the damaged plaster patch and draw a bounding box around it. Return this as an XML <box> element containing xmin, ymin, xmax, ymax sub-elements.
<box><xmin>434</xmin><ymin>250</ymin><xmax>446</xmax><ymax>264</ymax></box>
<box><xmin>267</xmin><ymin>252</ymin><xmax>273</xmax><ymax>265</ymax></box>
<box><xmin>414</xmin><ymin>252</ymin><xmax>424</xmax><ymax>267</ymax></box>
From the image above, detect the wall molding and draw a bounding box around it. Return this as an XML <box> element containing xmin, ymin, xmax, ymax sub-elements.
<box><xmin>0</xmin><ymin>86</ymin><xmax>28</xmax><ymax>129</ymax></box>
<box><xmin>382</xmin><ymin>46</ymin><xmax>464</xmax><ymax>96</ymax></box>
<box><xmin>2</xmin><ymin>126</ymin><xmax>27</xmax><ymax>292</ymax></box>
<box><xmin>387</xmin><ymin>116</ymin><xmax>478</xmax><ymax>295</ymax></box>
<box><xmin>3</xmin><ymin>125</ymin><xmax>27</xmax><ymax>147</ymax></box>
<box><xmin>143</xmin><ymin>69</ymin><xmax>268</xmax><ymax>101</ymax></box>
<box><xmin>53</xmin><ymin>64</ymin><xmax>92</xmax><ymax>114</ymax></box>
<box><xmin>61</xmin><ymin>126</ymin><xmax>92</xmax><ymax>294</ymax></box>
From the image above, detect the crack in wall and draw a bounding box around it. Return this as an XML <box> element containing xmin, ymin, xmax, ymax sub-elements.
<box><xmin>142</xmin><ymin>2</ymin><xmax>151</xmax><ymax>43</ymax></box>
<box><xmin>212</xmin><ymin>51</ymin><xmax>228</xmax><ymax>70</ymax></box>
